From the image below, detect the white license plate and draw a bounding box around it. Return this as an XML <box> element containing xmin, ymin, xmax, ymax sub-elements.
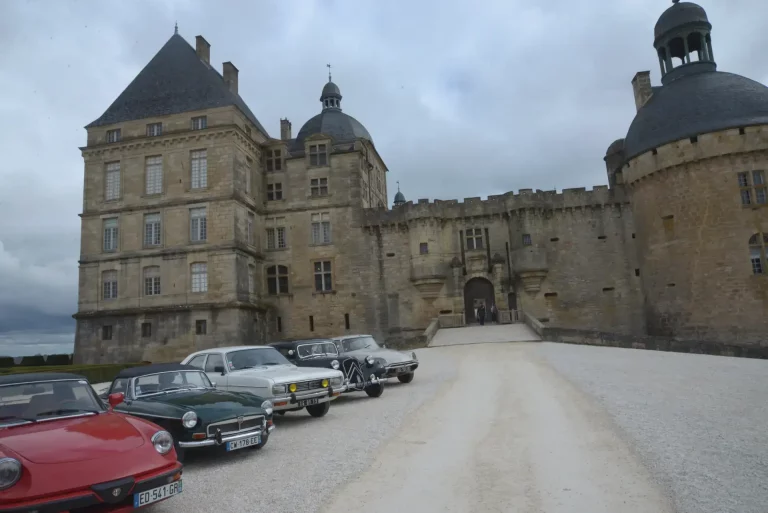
<box><xmin>298</xmin><ymin>397</ymin><xmax>320</xmax><ymax>407</ymax></box>
<box><xmin>133</xmin><ymin>480</ymin><xmax>183</xmax><ymax>508</ymax></box>
<box><xmin>226</xmin><ymin>435</ymin><xmax>260</xmax><ymax>451</ymax></box>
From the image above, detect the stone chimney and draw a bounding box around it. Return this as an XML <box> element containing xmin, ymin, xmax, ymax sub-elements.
<box><xmin>280</xmin><ymin>118</ymin><xmax>292</xmax><ymax>140</ymax></box>
<box><xmin>195</xmin><ymin>36</ymin><xmax>210</xmax><ymax>65</ymax></box>
<box><xmin>631</xmin><ymin>71</ymin><xmax>653</xmax><ymax>111</ymax></box>
<box><xmin>223</xmin><ymin>62</ymin><xmax>238</xmax><ymax>95</ymax></box>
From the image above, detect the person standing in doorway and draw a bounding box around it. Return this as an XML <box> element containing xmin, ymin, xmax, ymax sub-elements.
<box><xmin>478</xmin><ymin>304</ymin><xmax>486</xmax><ymax>326</ymax></box>
<box><xmin>491</xmin><ymin>303</ymin><xmax>498</xmax><ymax>324</ymax></box>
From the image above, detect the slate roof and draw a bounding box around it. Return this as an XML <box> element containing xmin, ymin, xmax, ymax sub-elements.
<box><xmin>86</xmin><ymin>33</ymin><xmax>268</xmax><ymax>137</ymax></box>
<box><xmin>654</xmin><ymin>2</ymin><xmax>710</xmax><ymax>41</ymax></box>
<box><xmin>623</xmin><ymin>69</ymin><xmax>768</xmax><ymax>161</ymax></box>
<box><xmin>293</xmin><ymin>110</ymin><xmax>372</xmax><ymax>150</ymax></box>
<box><xmin>321</xmin><ymin>81</ymin><xmax>341</xmax><ymax>99</ymax></box>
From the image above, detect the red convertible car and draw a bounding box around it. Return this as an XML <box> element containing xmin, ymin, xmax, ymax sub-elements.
<box><xmin>0</xmin><ymin>372</ymin><xmax>184</xmax><ymax>512</ymax></box>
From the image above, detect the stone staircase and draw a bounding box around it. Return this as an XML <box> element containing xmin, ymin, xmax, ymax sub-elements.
<box><xmin>428</xmin><ymin>324</ymin><xmax>541</xmax><ymax>348</ymax></box>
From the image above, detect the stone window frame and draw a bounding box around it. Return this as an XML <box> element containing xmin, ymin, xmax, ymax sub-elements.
<box><xmin>310</xmin><ymin>212</ymin><xmax>331</xmax><ymax>245</ymax></box>
<box><xmin>265</xmin><ymin>216</ymin><xmax>287</xmax><ymax>250</ymax></box>
<box><xmin>313</xmin><ymin>259</ymin><xmax>333</xmax><ymax>293</ymax></box>
<box><xmin>190</xmin><ymin>149</ymin><xmax>208</xmax><ymax>190</ymax></box>
<box><xmin>310</xmin><ymin>177</ymin><xmax>329</xmax><ymax>197</ymax></box>
<box><xmin>146</xmin><ymin>123</ymin><xmax>163</xmax><ymax>137</ymax></box>
<box><xmin>308</xmin><ymin>144</ymin><xmax>328</xmax><ymax>167</ymax></box>
<box><xmin>266</xmin><ymin>149</ymin><xmax>283</xmax><ymax>172</ymax></box>
<box><xmin>143</xmin><ymin>266</ymin><xmax>161</xmax><ymax>296</ymax></box>
<box><xmin>144</xmin><ymin>213</ymin><xmax>162</xmax><ymax>247</ymax></box>
<box><xmin>106</xmin><ymin>129</ymin><xmax>121</xmax><ymax>143</ymax></box>
<box><xmin>144</xmin><ymin>155</ymin><xmax>164</xmax><ymax>196</ymax></box>
<box><xmin>195</xmin><ymin>319</ymin><xmax>207</xmax><ymax>335</ymax></box>
<box><xmin>465</xmin><ymin>228</ymin><xmax>484</xmax><ymax>250</ymax></box>
<box><xmin>266</xmin><ymin>264</ymin><xmax>289</xmax><ymax>295</ymax></box>
<box><xmin>104</xmin><ymin>161</ymin><xmax>121</xmax><ymax>202</ymax></box>
<box><xmin>102</xmin><ymin>325</ymin><xmax>113</xmax><ymax>340</ymax></box>
<box><xmin>522</xmin><ymin>234</ymin><xmax>532</xmax><ymax>246</ymax></box>
<box><xmin>191</xmin><ymin>262</ymin><xmax>208</xmax><ymax>293</ymax></box>
<box><xmin>141</xmin><ymin>322</ymin><xmax>152</xmax><ymax>338</ymax></box>
<box><xmin>103</xmin><ymin>217</ymin><xmax>119</xmax><ymax>252</ymax></box>
<box><xmin>749</xmin><ymin>233</ymin><xmax>768</xmax><ymax>275</ymax></box>
<box><xmin>102</xmin><ymin>270</ymin><xmax>118</xmax><ymax>300</ymax></box>
<box><xmin>190</xmin><ymin>207</ymin><xmax>207</xmax><ymax>243</ymax></box>
<box><xmin>738</xmin><ymin>171</ymin><xmax>767</xmax><ymax>206</ymax></box>
<box><xmin>419</xmin><ymin>242</ymin><xmax>429</xmax><ymax>254</ymax></box>
<box><xmin>191</xmin><ymin>116</ymin><xmax>207</xmax><ymax>130</ymax></box>
<box><xmin>267</xmin><ymin>182</ymin><xmax>283</xmax><ymax>201</ymax></box>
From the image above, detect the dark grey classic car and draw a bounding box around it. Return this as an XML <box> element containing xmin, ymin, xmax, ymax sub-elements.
<box><xmin>331</xmin><ymin>334</ymin><xmax>419</xmax><ymax>383</ymax></box>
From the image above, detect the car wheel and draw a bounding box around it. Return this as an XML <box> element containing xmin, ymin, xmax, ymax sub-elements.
<box><xmin>306</xmin><ymin>402</ymin><xmax>330</xmax><ymax>418</ymax></box>
<box><xmin>397</xmin><ymin>372</ymin><xmax>415</xmax><ymax>384</ymax></box>
<box><xmin>365</xmin><ymin>384</ymin><xmax>384</xmax><ymax>398</ymax></box>
<box><xmin>254</xmin><ymin>432</ymin><xmax>269</xmax><ymax>450</ymax></box>
<box><xmin>275</xmin><ymin>411</ymin><xmax>286</xmax><ymax>416</ymax></box>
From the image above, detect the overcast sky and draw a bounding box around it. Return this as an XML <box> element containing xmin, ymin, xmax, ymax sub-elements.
<box><xmin>0</xmin><ymin>0</ymin><xmax>765</xmax><ymax>357</ymax></box>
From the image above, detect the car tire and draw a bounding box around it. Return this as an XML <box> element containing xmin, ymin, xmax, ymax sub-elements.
<box><xmin>397</xmin><ymin>372</ymin><xmax>415</xmax><ymax>384</ymax></box>
<box><xmin>365</xmin><ymin>384</ymin><xmax>384</xmax><ymax>398</ymax></box>
<box><xmin>275</xmin><ymin>411</ymin><xmax>286</xmax><ymax>416</ymax></box>
<box><xmin>255</xmin><ymin>432</ymin><xmax>269</xmax><ymax>450</ymax></box>
<box><xmin>306</xmin><ymin>402</ymin><xmax>330</xmax><ymax>418</ymax></box>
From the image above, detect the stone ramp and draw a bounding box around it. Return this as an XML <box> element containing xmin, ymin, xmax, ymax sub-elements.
<box><xmin>428</xmin><ymin>324</ymin><xmax>541</xmax><ymax>347</ymax></box>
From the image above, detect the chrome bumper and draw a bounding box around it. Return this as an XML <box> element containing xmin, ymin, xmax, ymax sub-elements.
<box><xmin>178</xmin><ymin>424</ymin><xmax>275</xmax><ymax>448</ymax></box>
<box><xmin>272</xmin><ymin>386</ymin><xmax>344</xmax><ymax>410</ymax></box>
<box><xmin>342</xmin><ymin>374</ymin><xmax>382</xmax><ymax>391</ymax></box>
<box><xmin>385</xmin><ymin>362</ymin><xmax>418</xmax><ymax>376</ymax></box>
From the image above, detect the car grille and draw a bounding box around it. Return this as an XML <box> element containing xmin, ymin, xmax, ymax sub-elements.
<box><xmin>207</xmin><ymin>415</ymin><xmax>264</xmax><ymax>437</ymax></box>
<box><xmin>293</xmin><ymin>379</ymin><xmax>325</xmax><ymax>392</ymax></box>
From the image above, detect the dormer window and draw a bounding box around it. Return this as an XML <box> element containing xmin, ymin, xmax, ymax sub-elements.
<box><xmin>146</xmin><ymin>123</ymin><xmax>162</xmax><ymax>137</ymax></box>
<box><xmin>309</xmin><ymin>144</ymin><xmax>327</xmax><ymax>167</ymax></box>
<box><xmin>106</xmin><ymin>129</ymin><xmax>121</xmax><ymax>143</ymax></box>
<box><xmin>266</xmin><ymin>149</ymin><xmax>283</xmax><ymax>172</ymax></box>
<box><xmin>192</xmin><ymin>116</ymin><xmax>207</xmax><ymax>130</ymax></box>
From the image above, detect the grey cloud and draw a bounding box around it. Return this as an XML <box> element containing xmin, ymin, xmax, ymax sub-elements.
<box><xmin>1</xmin><ymin>0</ymin><xmax>767</xmax><ymax>355</ymax></box>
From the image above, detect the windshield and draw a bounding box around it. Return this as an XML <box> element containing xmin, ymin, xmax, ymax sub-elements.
<box><xmin>226</xmin><ymin>348</ymin><xmax>291</xmax><ymax>371</ymax></box>
<box><xmin>134</xmin><ymin>371</ymin><xmax>213</xmax><ymax>397</ymax></box>
<box><xmin>0</xmin><ymin>379</ymin><xmax>104</xmax><ymax>424</ymax></box>
<box><xmin>341</xmin><ymin>336</ymin><xmax>381</xmax><ymax>352</ymax></box>
<box><xmin>298</xmin><ymin>342</ymin><xmax>338</xmax><ymax>358</ymax></box>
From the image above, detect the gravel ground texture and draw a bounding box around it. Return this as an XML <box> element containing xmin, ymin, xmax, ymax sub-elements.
<box><xmin>534</xmin><ymin>342</ymin><xmax>768</xmax><ymax>513</ymax></box>
<box><xmin>151</xmin><ymin>347</ymin><xmax>455</xmax><ymax>513</ymax></box>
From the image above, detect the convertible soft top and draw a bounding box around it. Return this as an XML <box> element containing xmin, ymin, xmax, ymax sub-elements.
<box><xmin>115</xmin><ymin>363</ymin><xmax>199</xmax><ymax>379</ymax></box>
<box><xmin>0</xmin><ymin>372</ymin><xmax>88</xmax><ymax>386</ymax></box>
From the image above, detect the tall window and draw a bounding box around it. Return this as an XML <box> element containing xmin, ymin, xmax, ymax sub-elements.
<box><xmin>266</xmin><ymin>217</ymin><xmax>286</xmax><ymax>250</ymax></box>
<box><xmin>103</xmin><ymin>218</ymin><xmax>118</xmax><ymax>252</ymax></box>
<box><xmin>314</xmin><ymin>261</ymin><xmax>332</xmax><ymax>292</ymax></box>
<box><xmin>309</xmin><ymin>144</ymin><xmax>327</xmax><ymax>166</ymax></box>
<box><xmin>105</xmin><ymin>162</ymin><xmax>120</xmax><ymax>201</ymax></box>
<box><xmin>247</xmin><ymin>212</ymin><xmax>255</xmax><ymax>245</ymax></box>
<box><xmin>102</xmin><ymin>270</ymin><xmax>118</xmax><ymax>299</ymax></box>
<box><xmin>190</xmin><ymin>207</ymin><xmax>207</xmax><ymax>242</ymax></box>
<box><xmin>143</xmin><ymin>266</ymin><xmax>161</xmax><ymax>296</ymax></box>
<box><xmin>420</xmin><ymin>242</ymin><xmax>429</xmax><ymax>254</ymax></box>
<box><xmin>191</xmin><ymin>150</ymin><xmax>208</xmax><ymax>189</ymax></box>
<box><xmin>191</xmin><ymin>263</ymin><xmax>208</xmax><ymax>292</ymax></box>
<box><xmin>310</xmin><ymin>178</ymin><xmax>328</xmax><ymax>197</ymax></box>
<box><xmin>466</xmin><ymin>228</ymin><xmax>483</xmax><ymax>250</ymax></box>
<box><xmin>146</xmin><ymin>123</ymin><xmax>162</xmax><ymax>137</ymax></box>
<box><xmin>145</xmin><ymin>156</ymin><xmax>163</xmax><ymax>195</ymax></box>
<box><xmin>749</xmin><ymin>233</ymin><xmax>768</xmax><ymax>274</ymax></box>
<box><xmin>311</xmin><ymin>212</ymin><xmax>331</xmax><ymax>245</ymax></box>
<box><xmin>245</xmin><ymin>156</ymin><xmax>253</xmax><ymax>194</ymax></box>
<box><xmin>522</xmin><ymin>234</ymin><xmax>532</xmax><ymax>246</ymax></box>
<box><xmin>738</xmin><ymin>171</ymin><xmax>767</xmax><ymax>205</ymax></box>
<box><xmin>192</xmin><ymin>116</ymin><xmax>207</xmax><ymax>130</ymax></box>
<box><xmin>266</xmin><ymin>149</ymin><xmax>282</xmax><ymax>172</ymax></box>
<box><xmin>106</xmin><ymin>129</ymin><xmax>121</xmax><ymax>143</ymax></box>
<box><xmin>248</xmin><ymin>264</ymin><xmax>255</xmax><ymax>294</ymax></box>
<box><xmin>266</xmin><ymin>265</ymin><xmax>289</xmax><ymax>295</ymax></box>
<box><xmin>144</xmin><ymin>213</ymin><xmax>161</xmax><ymax>247</ymax></box>
<box><xmin>267</xmin><ymin>183</ymin><xmax>283</xmax><ymax>201</ymax></box>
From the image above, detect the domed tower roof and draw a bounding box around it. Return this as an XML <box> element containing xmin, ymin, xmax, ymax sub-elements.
<box><xmin>622</xmin><ymin>1</ymin><xmax>768</xmax><ymax>161</ymax></box>
<box><xmin>294</xmin><ymin>70</ymin><xmax>372</xmax><ymax>149</ymax></box>
<box><xmin>393</xmin><ymin>181</ymin><xmax>406</xmax><ymax>207</ymax></box>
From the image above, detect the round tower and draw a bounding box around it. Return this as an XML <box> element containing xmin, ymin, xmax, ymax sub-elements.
<box><xmin>624</xmin><ymin>1</ymin><xmax>768</xmax><ymax>343</ymax></box>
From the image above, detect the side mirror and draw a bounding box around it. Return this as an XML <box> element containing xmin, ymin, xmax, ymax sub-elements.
<box><xmin>214</xmin><ymin>365</ymin><xmax>225</xmax><ymax>374</ymax></box>
<box><xmin>287</xmin><ymin>349</ymin><xmax>295</xmax><ymax>357</ymax></box>
<box><xmin>108</xmin><ymin>392</ymin><xmax>125</xmax><ymax>409</ymax></box>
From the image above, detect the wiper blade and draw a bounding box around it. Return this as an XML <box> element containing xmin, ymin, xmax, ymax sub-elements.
<box><xmin>35</xmin><ymin>408</ymin><xmax>99</xmax><ymax>417</ymax></box>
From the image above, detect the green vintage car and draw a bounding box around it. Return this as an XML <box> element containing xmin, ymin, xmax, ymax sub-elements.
<box><xmin>102</xmin><ymin>363</ymin><xmax>275</xmax><ymax>462</ymax></box>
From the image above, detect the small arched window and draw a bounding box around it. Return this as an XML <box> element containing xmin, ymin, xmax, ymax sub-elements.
<box><xmin>266</xmin><ymin>265</ymin><xmax>289</xmax><ymax>295</ymax></box>
<box><xmin>748</xmin><ymin>233</ymin><xmax>767</xmax><ymax>274</ymax></box>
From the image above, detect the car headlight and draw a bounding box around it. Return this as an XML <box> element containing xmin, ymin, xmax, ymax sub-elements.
<box><xmin>412</xmin><ymin>351</ymin><xmax>418</xmax><ymax>361</ymax></box>
<box><xmin>321</xmin><ymin>379</ymin><xmax>329</xmax><ymax>388</ymax></box>
<box><xmin>272</xmin><ymin>384</ymin><xmax>286</xmax><ymax>395</ymax></box>
<box><xmin>0</xmin><ymin>458</ymin><xmax>21</xmax><ymax>490</ymax></box>
<box><xmin>331</xmin><ymin>359</ymin><xmax>340</xmax><ymax>370</ymax></box>
<box><xmin>288</xmin><ymin>383</ymin><xmax>297</xmax><ymax>393</ymax></box>
<box><xmin>330</xmin><ymin>376</ymin><xmax>343</xmax><ymax>387</ymax></box>
<box><xmin>365</xmin><ymin>355</ymin><xmax>375</xmax><ymax>366</ymax></box>
<box><xmin>151</xmin><ymin>431</ymin><xmax>173</xmax><ymax>455</ymax></box>
<box><xmin>261</xmin><ymin>400</ymin><xmax>273</xmax><ymax>415</ymax></box>
<box><xmin>182</xmin><ymin>411</ymin><xmax>198</xmax><ymax>429</ymax></box>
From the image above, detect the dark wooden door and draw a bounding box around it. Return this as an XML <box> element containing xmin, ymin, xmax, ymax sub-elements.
<box><xmin>464</xmin><ymin>278</ymin><xmax>494</xmax><ymax>324</ymax></box>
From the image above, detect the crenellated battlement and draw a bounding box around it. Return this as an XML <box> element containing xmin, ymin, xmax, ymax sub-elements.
<box><xmin>361</xmin><ymin>185</ymin><xmax>627</xmax><ymax>227</ymax></box>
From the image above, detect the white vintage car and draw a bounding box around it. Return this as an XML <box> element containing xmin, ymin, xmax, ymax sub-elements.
<box><xmin>180</xmin><ymin>346</ymin><xmax>345</xmax><ymax>417</ymax></box>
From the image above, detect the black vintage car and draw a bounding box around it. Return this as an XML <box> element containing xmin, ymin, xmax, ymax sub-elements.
<box><xmin>271</xmin><ymin>339</ymin><xmax>386</xmax><ymax>398</ymax></box>
<box><xmin>101</xmin><ymin>363</ymin><xmax>275</xmax><ymax>461</ymax></box>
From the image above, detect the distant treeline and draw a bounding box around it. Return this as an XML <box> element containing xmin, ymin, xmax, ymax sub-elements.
<box><xmin>0</xmin><ymin>354</ymin><xmax>74</xmax><ymax>367</ymax></box>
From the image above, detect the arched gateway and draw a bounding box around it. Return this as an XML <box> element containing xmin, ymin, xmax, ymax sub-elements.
<box><xmin>464</xmin><ymin>277</ymin><xmax>494</xmax><ymax>324</ymax></box>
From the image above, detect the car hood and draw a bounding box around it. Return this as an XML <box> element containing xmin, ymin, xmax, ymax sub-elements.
<box><xmin>232</xmin><ymin>364</ymin><xmax>342</xmax><ymax>384</ymax></box>
<box><xmin>138</xmin><ymin>389</ymin><xmax>266</xmax><ymax>422</ymax></box>
<box><xmin>347</xmin><ymin>348</ymin><xmax>414</xmax><ymax>364</ymax></box>
<box><xmin>1</xmin><ymin>413</ymin><xmax>144</xmax><ymax>464</ymax></box>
